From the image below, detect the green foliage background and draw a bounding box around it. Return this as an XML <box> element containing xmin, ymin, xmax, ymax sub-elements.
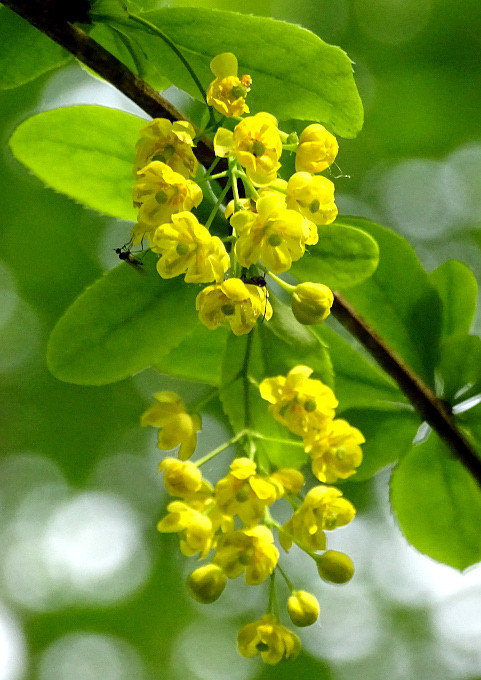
<box><xmin>1</xmin><ymin>1</ymin><xmax>481</xmax><ymax>679</ymax></box>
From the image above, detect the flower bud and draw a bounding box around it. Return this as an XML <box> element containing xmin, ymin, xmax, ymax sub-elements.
<box><xmin>291</xmin><ymin>282</ymin><xmax>333</xmax><ymax>325</ymax></box>
<box><xmin>287</xmin><ymin>590</ymin><xmax>320</xmax><ymax>627</ymax></box>
<box><xmin>316</xmin><ymin>550</ymin><xmax>354</xmax><ymax>584</ymax></box>
<box><xmin>187</xmin><ymin>564</ymin><xmax>227</xmax><ymax>603</ymax></box>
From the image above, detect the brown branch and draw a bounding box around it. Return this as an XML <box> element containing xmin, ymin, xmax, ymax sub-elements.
<box><xmin>5</xmin><ymin>0</ymin><xmax>481</xmax><ymax>486</ymax></box>
<box><xmin>333</xmin><ymin>293</ymin><xmax>481</xmax><ymax>485</ymax></box>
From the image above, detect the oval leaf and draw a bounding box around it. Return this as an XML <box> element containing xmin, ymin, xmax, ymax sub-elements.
<box><xmin>391</xmin><ymin>435</ymin><xmax>481</xmax><ymax>570</ymax></box>
<box><xmin>47</xmin><ymin>252</ymin><xmax>200</xmax><ymax>385</ymax></box>
<box><xmin>117</xmin><ymin>7</ymin><xmax>363</xmax><ymax>137</ymax></box>
<box><xmin>290</xmin><ymin>220</ymin><xmax>379</xmax><ymax>290</ymax></box>
<box><xmin>9</xmin><ymin>105</ymin><xmax>145</xmax><ymax>219</ymax></box>
<box><xmin>429</xmin><ymin>260</ymin><xmax>478</xmax><ymax>340</ymax></box>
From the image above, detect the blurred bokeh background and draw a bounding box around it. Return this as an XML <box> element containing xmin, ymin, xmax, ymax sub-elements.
<box><xmin>1</xmin><ymin>0</ymin><xmax>481</xmax><ymax>678</ymax></box>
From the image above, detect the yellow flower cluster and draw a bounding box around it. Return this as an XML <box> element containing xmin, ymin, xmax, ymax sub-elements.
<box><xmin>125</xmin><ymin>52</ymin><xmax>340</xmax><ymax>336</ymax></box>
<box><xmin>260</xmin><ymin>365</ymin><xmax>365</xmax><ymax>484</ymax></box>
<box><xmin>143</xmin><ymin>369</ymin><xmax>362</xmax><ymax>664</ymax></box>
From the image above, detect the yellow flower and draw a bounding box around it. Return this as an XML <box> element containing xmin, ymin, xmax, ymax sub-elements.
<box><xmin>141</xmin><ymin>392</ymin><xmax>202</xmax><ymax>460</ymax></box>
<box><xmin>287</xmin><ymin>590</ymin><xmax>320</xmax><ymax>627</ymax></box>
<box><xmin>213</xmin><ymin>525</ymin><xmax>279</xmax><ymax>584</ymax></box>
<box><xmin>269</xmin><ymin>468</ymin><xmax>305</xmax><ymax>496</ymax></box>
<box><xmin>286</xmin><ymin>172</ymin><xmax>338</xmax><ymax>225</ymax></box>
<box><xmin>187</xmin><ymin>563</ymin><xmax>227</xmax><ymax>603</ymax></box>
<box><xmin>305</xmin><ymin>419</ymin><xmax>365</xmax><ymax>483</ymax></box>
<box><xmin>280</xmin><ymin>485</ymin><xmax>355</xmax><ymax>552</ymax></box>
<box><xmin>291</xmin><ymin>282</ymin><xmax>334</xmax><ymax>325</ymax></box>
<box><xmin>295</xmin><ymin>123</ymin><xmax>338</xmax><ymax>174</ymax></box>
<box><xmin>158</xmin><ymin>457</ymin><xmax>203</xmax><ymax>498</ymax></box>
<box><xmin>214</xmin><ymin>113</ymin><xmax>282</xmax><ymax>185</ymax></box>
<box><xmin>206</xmin><ymin>52</ymin><xmax>251</xmax><ymax>117</ymax></box>
<box><xmin>132</xmin><ymin>161</ymin><xmax>203</xmax><ymax>240</ymax></box>
<box><xmin>237</xmin><ymin>614</ymin><xmax>301</xmax><ymax>664</ymax></box>
<box><xmin>151</xmin><ymin>212</ymin><xmax>230</xmax><ymax>283</ymax></box>
<box><xmin>231</xmin><ymin>193</ymin><xmax>317</xmax><ymax>273</ymax></box>
<box><xmin>134</xmin><ymin>118</ymin><xmax>198</xmax><ymax>178</ymax></box>
<box><xmin>215</xmin><ymin>457</ymin><xmax>282</xmax><ymax>527</ymax></box>
<box><xmin>157</xmin><ymin>500</ymin><xmax>215</xmax><ymax>557</ymax></box>
<box><xmin>259</xmin><ymin>365</ymin><xmax>338</xmax><ymax>437</ymax></box>
<box><xmin>196</xmin><ymin>277</ymin><xmax>272</xmax><ymax>336</ymax></box>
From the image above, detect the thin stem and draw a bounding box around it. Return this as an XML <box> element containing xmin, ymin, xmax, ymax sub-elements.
<box><xmin>276</xmin><ymin>562</ymin><xmax>295</xmax><ymax>592</ymax></box>
<box><xmin>194</xmin><ymin>429</ymin><xmax>247</xmax><ymax>467</ymax></box>
<box><xmin>265</xmin><ymin>270</ymin><xmax>295</xmax><ymax>293</ymax></box>
<box><xmin>204</xmin><ymin>178</ymin><xmax>232</xmax><ymax>231</ymax></box>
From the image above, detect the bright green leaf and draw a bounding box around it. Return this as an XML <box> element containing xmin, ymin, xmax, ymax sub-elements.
<box><xmin>437</xmin><ymin>334</ymin><xmax>481</xmax><ymax>404</ymax></box>
<box><xmin>0</xmin><ymin>6</ymin><xmax>71</xmax><ymax>89</ymax></box>
<box><xmin>341</xmin><ymin>407</ymin><xmax>420</xmax><ymax>481</ymax></box>
<box><xmin>290</xmin><ymin>220</ymin><xmax>379</xmax><ymax>290</ymax></box>
<box><xmin>9</xmin><ymin>105</ymin><xmax>145</xmax><ymax>219</ymax></box>
<box><xmin>154</xmin><ymin>324</ymin><xmax>229</xmax><ymax>385</ymax></box>
<box><xmin>314</xmin><ymin>324</ymin><xmax>406</xmax><ymax>410</ymax></box>
<box><xmin>47</xmin><ymin>252</ymin><xmax>200</xmax><ymax>385</ymax></box>
<box><xmin>115</xmin><ymin>7</ymin><xmax>363</xmax><ymax>137</ymax></box>
<box><xmin>339</xmin><ymin>218</ymin><xmax>443</xmax><ymax>387</ymax></box>
<box><xmin>429</xmin><ymin>260</ymin><xmax>478</xmax><ymax>339</ymax></box>
<box><xmin>391</xmin><ymin>434</ymin><xmax>481</xmax><ymax>570</ymax></box>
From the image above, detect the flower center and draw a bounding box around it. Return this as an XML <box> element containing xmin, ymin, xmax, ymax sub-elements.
<box><xmin>251</xmin><ymin>140</ymin><xmax>266</xmax><ymax>157</ymax></box>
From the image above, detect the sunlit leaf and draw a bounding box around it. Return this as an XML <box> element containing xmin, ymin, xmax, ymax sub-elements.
<box><xmin>429</xmin><ymin>260</ymin><xmax>478</xmax><ymax>339</ymax></box>
<box><xmin>391</xmin><ymin>434</ymin><xmax>481</xmax><ymax>570</ymax></box>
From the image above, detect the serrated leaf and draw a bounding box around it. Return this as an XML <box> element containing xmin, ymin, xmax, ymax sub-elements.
<box><xmin>0</xmin><ymin>7</ymin><xmax>71</xmax><ymax>89</ymax></box>
<box><xmin>429</xmin><ymin>260</ymin><xmax>478</xmax><ymax>339</ymax></box>
<box><xmin>47</xmin><ymin>252</ymin><xmax>200</xmax><ymax>385</ymax></box>
<box><xmin>314</xmin><ymin>324</ymin><xmax>406</xmax><ymax>410</ymax></box>
<box><xmin>9</xmin><ymin>105</ymin><xmax>145</xmax><ymax>219</ymax></box>
<box><xmin>437</xmin><ymin>334</ymin><xmax>481</xmax><ymax>405</ymax></box>
<box><xmin>341</xmin><ymin>407</ymin><xmax>420</xmax><ymax>481</ymax></box>
<box><xmin>391</xmin><ymin>434</ymin><xmax>481</xmax><ymax>570</ymax></box>
<box><xmin>115</xmin><ymin>7</ymin><xmax>363</xmax><ymax>137</ymax></box>
<box><xmin>154</xmin><ymin>323</ymin><xmax>229</xmax><ymax>385</ymax></box>
<box><xmin>339</xmin><ymin>217</ymin><xmax>443</xmax><ymax>388</ymax></box>
<box><xmin>290</xmin><ymin>220</ymin><xmax>379</xmax><ymax>290</ymax></box>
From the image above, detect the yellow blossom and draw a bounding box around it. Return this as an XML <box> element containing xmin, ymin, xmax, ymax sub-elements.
<box><xmin>231</xmin><ymin>193</ymin><xmax>317</xmax><ymax>273</ymax></box>
<box><xmin>295</xmin><ymin>123</ymin><xmax>338</xmax><ymax>174</ymax></box>
<box><xmin>215</xmin><ymin>457</ymin><xmax>283</xmax><ymax>526</ymax></box>
<box><xmin>196</xmin><ymin>277</ymin><xmax>272</xmax><ymax>336</ymax></box>
<box><xmin>187</xmin><ymin>563</ymin><xmax>227</xmax><ymax>603</ymax></box>
<box><xmin>287</xmin><ymin>590</ymin><xmax>320</xmax><ymax>627</ymax></box>
<box><xmin>213</xmin><ymin>525</ymin><xmax>279</xmax><ymax>584</ymax></box>
<box><xmin>151</xmin><ymin>211</ymin><xmax>229</xmax><ymax>283</ymax></box>
<box><xmin>286</xmin><ymin>172</ymin><xmax>338</xmax><ymax>225</ymax></box>
<box><xmin>291</xmin><ymin>282</ymin><xmax>334</xmax><ymax>325</ymax></box>
<box><xmin>237</xmin><ymin>614</ymin><xmax>301</xmax><ymax>664</ymax></box>
<box><xmin>206</xmin><ymin>52</ymin><xmax>251</xmax><ymax>117</ymax></box>
<box><xmin>280</xmin><ymin>485</ymin><xmax>355</xmax><ymax>552</ymax></box>
<box><xmin>157</xmin><ymin>500</ymin><xmax>215</xmax><ymax>557</ymax></box>
<box><xmin>158</xmin><ymin>457</ymin><xmax>203</xmax><ymax>498</ymax></box>
<box><xmin>259</xmin><ymin>365</ymin><xmax>338</xmax><ymax>437</ymax></box>
<box><xmin>134</xmin><ymin>118</ymin><xmax>198</xmax><ymax>178</ymax></box>
<box><xmin>141</xmin><ymin>391</ymin><xmax>202</xmax><ymax>460</ymax></box>
<box><xmin>132</xmin><ymin>161</ymin><xmax>203</xmax><ymax>242</ymax></box>
<box><xmin>305</xmin><ymin>419</ymin><xmax>365</xmax><ymax>483</ymax></box>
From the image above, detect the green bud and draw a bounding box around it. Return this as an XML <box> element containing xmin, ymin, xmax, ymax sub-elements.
<box><xmin>287</xmin><ymin>590</ymin><xmax>320</xmax><ymax>627</ymax></box>
<box><xmin>187</xmin><ymin>564</ymin><xmax>227</xmax><ymax>604</ymax></box>
<box><xmin>291</xmin><ymin>282</ymin><xmax>333</xmax><ymax>325</ymax></box>
<box><xmin>316</xmin><ymin>550</ymin><xmax>354</xmax><ymax>584</ymax></box>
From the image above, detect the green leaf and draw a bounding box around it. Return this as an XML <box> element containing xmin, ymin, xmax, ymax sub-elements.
<box><xmin>341</xmin><ymin>407</ymin><xmax>420</xmax><ymax>481</ymax></box>
<box><xmin>154</xmin><ymin>324</ymin><xmax>229</xmax><ymax>385</ymax></box>
<box><xmin>429</xmin><ymin>260</ymin><xmax>478</xmax><ymax>339</ymax></box>
<box><xmin>0</xmin><ymin>7</ymin><xmax>71</xmax><ymax>89</ymax></box>
<box><xmin>290</xmin><ymin>220</ymin><xmax>379</xmax><ymax>290</ymax></box>
<box><xmin>9</xmin><ymin>105</ymin><xmax>144</xmax><ymax>219</ymax></box>
<box><xmin>117</xmin><ymin>7</ymin><xmax>363</xmax><ymax>137</ymax></box>
<box><xmin>314</xmin><ymin>324</ymin><xmax>406</xmax><ymax>410</ymax></box>
<box><xmin>391</xmin><ymin>434</ymin><xmax>481</xmax><ymax>570</ymax></box>
<box><xmin>47</xmin><ymin>252</ymin><xmax>200</xmax><ymax>385</ymax></box>
<box><xmin>339</xmin><ymin>218</ymin><xmax>443</xmax><ymax>387</ymax></box>
<box><xmin>219</xmin><ymin>332</ymin><xmax>307</xmax><ymax>471</ymax></box>
<box><xmin>437</xmin><ymin>334</ymin><xmax>481</xmax><ymax>405</ymax></box>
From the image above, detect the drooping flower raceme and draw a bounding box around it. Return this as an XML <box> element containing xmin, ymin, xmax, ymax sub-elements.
<box><xmin>151</xmin><ymin>211</ymin><xmax>230</xmax><ymax>283</ymax></box>
<box><xmin>213</xmin><ymin>525</ymin><xmax>279</xmax><ymax>585</ymax></box>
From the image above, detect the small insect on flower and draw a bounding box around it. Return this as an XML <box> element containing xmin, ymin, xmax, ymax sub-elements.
<box><xmin>241</xmin><ymin>274</ymin><xmax>269</xmax><ymax>321</ymax></box>
<box><xmin>114</xmin><ymin>243</ymin><xmax>146</xmax><ymax>274</ymax></box>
